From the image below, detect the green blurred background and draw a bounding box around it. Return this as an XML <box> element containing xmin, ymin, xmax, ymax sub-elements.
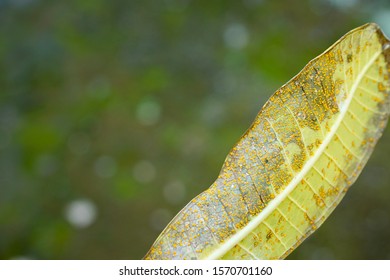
<box><xmin>1</xmin><ymin>0</ymin><xmax>390</xmax><ymax>260</ymax></box>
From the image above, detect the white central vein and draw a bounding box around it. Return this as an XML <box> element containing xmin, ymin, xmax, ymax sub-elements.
<box><xmin>205</xmin><ymin>50</ymin><xmax>382</xmax><ymax>260</ymax></box>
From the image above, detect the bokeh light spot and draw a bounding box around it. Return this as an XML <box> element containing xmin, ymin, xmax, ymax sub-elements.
<box><xmin>67</xmin><ymin>133</ymin><xmax>91</xmax><ymax>156</ymax></box>
<box><xmin>64</xmin><ymin>199</ymin><xmax>97</xmax><ymax>229</ymax></box>
<box><xmin>35</xmin><ymin>154</ymin><xmax>58</xmax><ymax>177</ymax></box>
<box><xmin>149</xmin><ymin>208</ymin><xmax>172</xmax><ymax>231</ymax></box>
<box><xmin>224</xmin><ymin>23</ymin><xmax>249</xmax><ymax>50</ymax></box>
<box><xmin>94</xmin><ymin>155</ymin><xmax>117</xmax><ymax>178</ymax></box>
<box><xmin>163</xmin><ymin>180</ymin><xmax>186</xmax><ymax>205</ymax></box>
<box><xmin>327</xmin><ymin>0</ymin><xmax>357</xmax><ymax>11</ymax></box>
<box><xmin>132</xmin><ymin>160</ymin><xmax>156</xmax><ymax>183</ymax></box>
<box><xmin>136</xmin><ymin>100</ymin><xmax>161</xmax><ymax>126</ymax></box>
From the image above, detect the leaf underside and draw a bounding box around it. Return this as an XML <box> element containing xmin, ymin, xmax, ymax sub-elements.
<box><xmin>144</xmin><ymin>23</ymin><xmax>390</xmax><ymax>260</ymax></box>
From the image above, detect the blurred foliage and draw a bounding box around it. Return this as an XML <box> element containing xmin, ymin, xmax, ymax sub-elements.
<box><xmin>0</xmin><ymin>0</ymin><xmax>390</xmax><ymax>259</ymax></box>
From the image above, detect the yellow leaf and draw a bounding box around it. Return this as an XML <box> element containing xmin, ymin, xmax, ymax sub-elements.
<box><xmin>144</xmin><ymin>23</ymin><xmax>390</xmax><ymax>260</ymax></box>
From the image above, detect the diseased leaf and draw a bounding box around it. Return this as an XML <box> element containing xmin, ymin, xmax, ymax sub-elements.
<box><xmin>144</xmin><ymin>23</ymin><xmax>390</xmax><ymax>260</ymax></box>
